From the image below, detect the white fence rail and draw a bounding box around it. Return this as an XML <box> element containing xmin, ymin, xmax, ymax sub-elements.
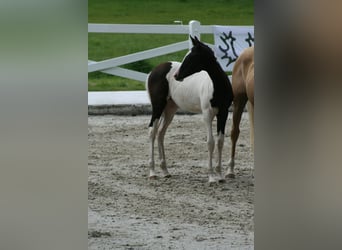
<box><xmin>88</xmin><ymin>20</ymin><xmax>254</xmax><ymax>82</ymax></box>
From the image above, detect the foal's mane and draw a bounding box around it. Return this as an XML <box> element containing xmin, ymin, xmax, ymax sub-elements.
<box><xmin>186</xmin><ymin>36</ymin><xmax>233</xmax><ymax>110</ymax></box>
<box><xmin>190</xmin><ymin>36</ymin><xmax>217</xmax><ymax>61</ymax></box>
<box><xmin>175</xmin><ymin>36</ymin><xmax>225</xmax><ymax>82</ymax></box>
<box><xmin>189</xmin><ymin>36</ymin><xmax>227</xmax><ymax>79</ymax></box>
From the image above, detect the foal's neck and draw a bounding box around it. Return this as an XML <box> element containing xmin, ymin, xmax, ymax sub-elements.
<box><xmin>203</xmin><ymin>60</ymin><xmax>232</xmax><ymax>110</ymax></box>
<box><xmin>205</xmin><ymin>61</ymin><xmax>228</xmax><ymax>85</ymax></box>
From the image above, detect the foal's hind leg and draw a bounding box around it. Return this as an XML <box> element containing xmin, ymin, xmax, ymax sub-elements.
<box><xmin>157</xmin><ymin>99</ymin><xmax>178</xmax><ymax>177</ymax></box>
<box><xmin>226</xmin><ymin>95</ymin><xmax>248</xmax><ymax>179</ymax></box>
<box><xmin>148</xmin><ymin>97</ymin><xmax>167</xmax><ymax>179</ymax></box>
<box><xmin>148</xmin><ymin>118</ymin><xmax>160</xmax><ymax>178</ymax></box>
<box><xmin>147</xmin><ymin>64</ymin><xmax>170</xmax><ymax>179</ymax></box>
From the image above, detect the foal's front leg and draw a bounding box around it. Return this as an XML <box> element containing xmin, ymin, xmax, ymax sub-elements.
<box><xmin>203</xmin><ymin>112</ymin><xmax>216</xmax><ymax>183</ymax></box>
<box><xmin>215</xmin><ymin>131</ymin><xmax>225</xmax><ymax>182</ymax></box>
<box><xmin>215</xmin><ymin>110</ymin><xmax>229</xmax><ymax>182</ymax></box>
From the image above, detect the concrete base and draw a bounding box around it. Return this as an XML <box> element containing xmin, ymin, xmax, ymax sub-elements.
<box><xmin>88</xmin><ymin>91</ymin><xmax>241</xmax><ymax>115</ymax></box>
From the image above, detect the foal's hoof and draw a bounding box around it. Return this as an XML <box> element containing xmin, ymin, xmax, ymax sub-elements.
<box><xmin>218</xmin><ymin>178</ymin><xmax>226</xmax><ymax>183</ymax></box>
<box><xmin>225</xmin><ymin>173</ymin><xmax>235</xmax><ymax>179</ymax></box>
<box><xmin>163</xmin><ymin>174</ymin><xmax>171</xmax><ymax>178</ymax></box>
<box><xmin>149</xmin><ymin>175</ymin><xmax>158</xmax><ymax>180</ymax></box>
<box><xmin>208</xmin><ymin>175</ymin><xmax>218</xmax><ymax>183</ymax></box>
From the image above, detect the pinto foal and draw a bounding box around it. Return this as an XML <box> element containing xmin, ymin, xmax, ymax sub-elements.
<box><xmin>226</xmin><ymin>46</ymin><xmax>254</xmax><ymax>178</ymax></box>
<box><xmin>146</xmin><ymin>36</ymin><xmax>233</xmax><ymax>183</ymax></box>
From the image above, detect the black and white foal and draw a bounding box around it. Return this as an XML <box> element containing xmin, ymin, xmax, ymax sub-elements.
<box><xmin>146</xmin><ymin>36</ymin><xmax>233</xmax><ymax>182</ymax></box>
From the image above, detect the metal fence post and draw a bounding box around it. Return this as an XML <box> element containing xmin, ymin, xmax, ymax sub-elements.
<box><xmin>188</xmin><ymin>20</ymin><xmax>201</xmax><ymax>49</ymax></box>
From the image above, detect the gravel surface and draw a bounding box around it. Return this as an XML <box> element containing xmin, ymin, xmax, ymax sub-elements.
<box><xmin>88</xmin><ymin>113</ymin><xmax>254</xmax><ymax>249</ymax></box>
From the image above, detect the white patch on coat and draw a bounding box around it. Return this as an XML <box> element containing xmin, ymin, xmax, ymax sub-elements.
<box><xmin>166</xmin><ymin>62</ymin><xmax>217</xmax><ymax>114</ymax></box>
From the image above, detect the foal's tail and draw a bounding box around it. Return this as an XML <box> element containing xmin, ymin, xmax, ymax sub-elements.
<box><xmin>145</xmin><ymin>72</ymin><xmax>152</xmax><ymax>102</ymax></box>
<box><xmin>146</xmin><ymin>62</ymin><xmax>172</xmax><ymax>127</ymax></box>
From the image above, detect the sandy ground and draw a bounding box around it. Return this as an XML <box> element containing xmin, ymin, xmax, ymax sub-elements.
<box><xmin>88</xmin><ymin>113</ymin><xmax>254</xmax><ymax>249</ymax></box>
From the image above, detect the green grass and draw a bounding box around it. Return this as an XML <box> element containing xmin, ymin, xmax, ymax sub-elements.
<box><xmin>88</xmin><ymin>0</ymin><xmax>254</xmax><ymax>91</ymax></box>
<box><xmin>89</xmin><ymin>72</ymin><xmax>146</xmax><ymax>91</ymax></box>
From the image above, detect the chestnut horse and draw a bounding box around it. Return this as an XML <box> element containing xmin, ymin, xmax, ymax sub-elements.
<box><xmin>225</xmin><ymin>46</ymin><xmax>254</xmax><ymax>178</ymax></box>
<box><xmin>146</xmin><ymin>36</ymin><xmax>233</xmax><ymax>183</ymax></box>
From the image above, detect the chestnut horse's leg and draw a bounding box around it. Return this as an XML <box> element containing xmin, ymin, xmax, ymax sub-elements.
<box><xmin>247</xmin><ymin>101</ymin><xmax>254</xmax><ymax>178</ymax></box>
<box><xmin>226</xmin><ymin>95</ymin><xmax>248</xmax><ymax>179</ymax></box>
<box><xmin>247</xmin><ymin>101</ymin><xmax>254</xmax><ymax>152</ymax></box>
<box><xmin>157</xmin><ymin>99</ymin><xmax>178</xmax><ymax>178</ymax></box>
